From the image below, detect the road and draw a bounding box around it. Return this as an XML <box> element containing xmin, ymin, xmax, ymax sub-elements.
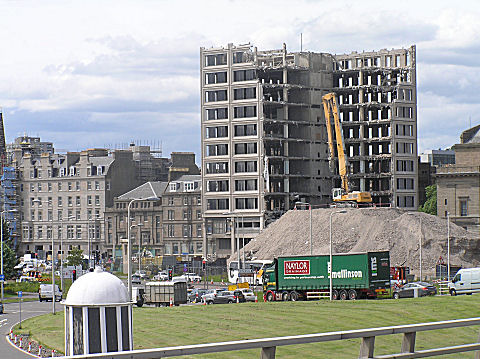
<box><xmin>0</xmin><ymin>298</ymin><xmax>52</xmax><ymax>358</ymax></box>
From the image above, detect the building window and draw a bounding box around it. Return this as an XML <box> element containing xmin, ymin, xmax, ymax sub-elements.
<box><xmin>460</xmin><ymin>200</ymin><xmax>468</xmax><ymax>216</ymax></box>
<box><xmin>48</xmin><ymin>197</ymin><xmax>52</xmax><ymax>206</ymax></box>
<box><xmin>58</xmin><ymin>197</ymin><xmax>62</xmax><ymax>206</ymax></box>
<box><xmin>58</xmin><ymin>182</ymin><xmax>62</xmax><ymax>191</ymax></box>
<box><xmin>206</xmin><ymin>162</ymin><xmax>228</xmax><ymax>174</ymax></box>
<box><xmin>184</xmin><ymin>182</ymin><xmax>195</xmax><ymax>192</ymax></box>
<box><xmin>167</xmin><ymin>210</ymin><xmax>175</xmax><ymax>220</ymax></box>
<box><xmin>235</xmin><ymin>179</ymin><xmax>258</xmax><ymax>191</ymax></box>
<box><xmin>76</xmin><ymin>181</ymin><xmax>80</xmax><ymax>191</ymax></box>
<box><xmin>207</xmin><ymin>198</ymin><xmax>229</xmax><ymax>210</ymax></box>
<box><xmin>396</xmin><ymin>160</ymin><xmax>414</xmax><ymax>172</ymax></box>
<box><xmin>68</xmin><ymin>182</ymin><xmax>72</xmax><ymax>191</ymax></box>
<box><xmin>396</xmin><ymin>178</ymin><xmax>414</xmax><ymax>190</ymax></box>
<box><xmin>205</xmin><ymin>126</ymin><xmax>228</xmax><ymax>139</ymax></box>
<box><xmin>183</xmin><ymin>196</ymin><xmax>189</xmax><ymax>206</ymax></box>
<box><xmin>68</xmin><ymin>196</ymin><xmax>73</xmax><ymax>206</ymax></box>
<box><xmin>37</xmin><ymin>183</ymin><xmax>42</xmax><ymax>192</ymax></box>
<box><xmin>183</xmin><ymin>224</ymin><xmax>192</xmax><ymax>238</ymax></box>
<box><xmin>95</xmin><ymin>195</ymin><xmax>100</xmax><ymax>206</ymax></box>
<box><xmin>233</xmin><ymin>69</ymin><xmax>256</xmax><ymax>82</ymax></box>
<box><xmin>207</xmin><ymin>180</ymin><xmax>229</xmax><ymax>192</ymax></box>
<box><xmin>234</xmin><ymin>87</ymin><xmax>256</xmax><ymax>100</ymax></box>
<box><xmin>445</xmin><ymin>199</ymin><xmax>447</xmax><ymax>205</ymax></box>
<box><xmin>235</xmin><ymin>197</ymin><xmax>258</xmax><ymax>210</ymax></box>
<box><xmin>48</xmin><ymin>210</ymin><xmax>53</xmax><ymax>221</ymax></box>
<box><xmin>232</xmin><ymin>51</ymin><xmax>246</xmax><ymax>64</ymax></box>
<box><xmin>76</xmin><ymin>225</ymin><xmax>82</xmax><ymax>239</ymax></box>
<box><xmin>205</xmin><ymin>108</ymin><xmax>228</xmax><ymax>120</ymax></box>
<box><xmin>183</xmin><ymin>210</ymin><xmax>192</xmax><ymax>220</ymax></box>
<box><xmin>196</xmin><ymin>224</ymin><xmax>202</xmax><ymax>238</ymax></box>
<box><xmin>76</xmin><ymin>210</ymin><xmax>81</xmax><ymax>220</ymax></box>
<box><xmin>206</xmin><ymin>144</ymin><xmax>228</xmax><ymax>156</ymax></box>
<box><xmin>87</xmin><ymin>196</ymin><xmax>92</xmax><ymax>205</ymax></box>
<box><xmin>233</xmin><ymin>105</ymin><xmax>256</xmax><ymax>118</ymax></box>
<box><xmin>167</xmin><ymin>224</ymin><xmax>175</xmax><ymax>237</ymax></box>
<box><xmin>234</xmin><ymin>124</ymin><xmax>257</xmax><ymax>137</ymax></box>
<box><xmin>58</xmin><ymin>210</ymin><xmax>63</xmax><ymax>221</ymax></box>
<box><xmin>205</xmin><ymin>90</ymin><xmax>227</xmax><ymax>102</ymax></box>
<box><xmin>396</xmin><ymin>142</ymin><xmax>414</xmax><ymax>154</ymax></box>
<box><xmin>205</xmin><ymin>53</ymin><xmax>227</xmax><ymax>67</ymax></box>
<box><xmin>196</xmin><ymin>210</ymin><xmax>202</xmax><ymax>219</ymax></box>
<box><xmin>87</xmin><ymin>181</ymin><xmax>92</xmax><ymax>190</ymax></box>
<box><xmin>48</xmin><ymin>183</ymin><xmax>52</xmax><ymax>192</ymax></box>
<box><xmin>67</xmin><ymin>225</ymin><xmax>74</xmax><ymax>239</ymax></box>
<box><xmin>38</xmin><ymin>211</ymin><xmax>43</xmax><ymax>221</ymax></box>
<box><xmin>95</xmin><ymin>181</ymin><xmax>100</xmax><ymax>190</ymax></box>
<box><xmin>47</xmin><ymin>226</ymin><xmax>52</xmax><ymax>239</ymax></box>
<box><xmin>205</xmin><ymin>71</ymin><xmax>227</xmax><ymax>84</ymax></box>
<box><xmin>234</xmin><ymin>142</ymin><xmax>257</xmax><ymax>155</ymax></box>
<box><xmin>235</xmin><ymin>161</ymin><xmax>257</xmax><ymax>173</ymax></box>
<box><xmin>168</xmin><ymin>197</ymin><xmax>174</xmax><ymax>206</ymax></box>
<box><xmin>76</xmin><ymin>196</ymin><xmax>81</xmax><ymax>206</ymax></box>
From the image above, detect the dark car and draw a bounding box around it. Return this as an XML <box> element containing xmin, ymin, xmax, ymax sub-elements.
<box><xmin>393</xmin><ymin>282</ymin><xmax>437</xmax><ymax>299</ymax></box>
<box><xmin>204</xmin><ymin>290</ymin><xmax>236</xmax><ymax>304</ymax></box>
<box><xmin>233</xmin><ymin>290</ymin><xmax>246</xmax><ymax>303</ymax></box>
<box><xmin>188</xmin><ymin>288</ymin><xmax>208</xmax><ymax>303</ymax></box>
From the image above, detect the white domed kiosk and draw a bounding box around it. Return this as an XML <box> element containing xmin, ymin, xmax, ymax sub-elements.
<box><xmin>63</xmin><ymin>267</ymin><xmax>133</xmax><ymax>355</ymax></box>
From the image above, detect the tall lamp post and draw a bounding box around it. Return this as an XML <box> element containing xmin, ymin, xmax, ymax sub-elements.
<box><xmin>446</xmin><ymin>211</ymin><xmax>450</xmax><ymax>280</ymax></box>
<box><xmin>136</xmin><ymin>222</ymin><xmax>144</xmax><ymax>274</ymax></box>
<box><xmin>294</xmin><ymin>202</ymin><xmax>312</xmax><ymax>255</ymax></box>
<box><xmin>62</xmin><ymin>215</ymin><xmax>76</xmax><ymax>293</ymax></box>
<box><xmin>127</xmin><ymin>197</ymin><xmax>159</xmax><ymax>299</ymax></box>
<box><xmin>223</xmin><ymin>212</ymin><xmax>241</xmax><ymax>274</ymax></box>
<box><xmin>1</xmin><ymin>208</ymin><xmax>17</xmax><ymax>308</ymax></box>
<box><xmin>329</xmin><ymin>210</ymin><xmax>347</xmax><ymax>301</ymax></box>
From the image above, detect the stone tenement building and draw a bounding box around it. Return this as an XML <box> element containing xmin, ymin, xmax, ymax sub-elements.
<box><xmin>436</xmin><ymin>125</ymin><xmax>480</xmax><ymax>234</ymax></box>
<box><xmin>105</xmin><ymin>175</ymin><xmax>202</xmax><ymax>264</ymax></box>
<box><xmin>12</xmin><ymin>137</ymin><xmax>189</xmax><ymax>261</ymax></box>
<box><xmin>200</xmin><ymin>43</ymin><xmax>418</xmax><ymax>256</ymax></box>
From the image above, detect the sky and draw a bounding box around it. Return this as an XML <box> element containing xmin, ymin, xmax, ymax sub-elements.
<box><xmin>1</xmin><ymin>0</ymin><xmax>480</xmax><ymax>160</ymax></box>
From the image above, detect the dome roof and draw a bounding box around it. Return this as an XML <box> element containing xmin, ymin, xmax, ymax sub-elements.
<box><xmin>64</xmin><ymin>267</ymin><xmax>129</xmax><ymax>306</ymax></box>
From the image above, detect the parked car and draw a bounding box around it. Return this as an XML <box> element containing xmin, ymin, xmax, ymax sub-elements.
<box><xmin>449</xmin><ymin>268</ymin><xmax>480</xmax><ymax>296</ymax></box>
<box><xmin>185</xmin><ymin>273</ymin><xmax>202</xmax><ymax>283</ymax></box>
<box><xmin>238</xmin><ymin>288</ymin><xmax>257</xmax><ymax>302</ymax></box>
<box><xmin>203</xmin><ymin>290</ymin><xmax>236</xmax><ymax>305</ymax></box>
<box><xmin>188</xmin><ymin>288</ymin><xmax>208</xmax><ymax>303</ymax></box>
<box><xmin>134</xmin><ymin>270</ymin><xmax>148</xmax><ymax>279</ymax></box>
<box><xmin>132</xmin><ymin>274</ymin><xmax>142</xmax><ymax>284</ymax></box>
<box><xmin>153</xmin><ymin>273</ymin><xmax>168</xmax><ymax>281</ymax></box>
<box><xmin>393</xmin><ymin>282</ymin><xmax>437</xmax><ymax>299</ymax></box>
<box><xmin>39</xmin><ymin>284</ymin><xmax>62</xmax><ymax>302</ymax></box>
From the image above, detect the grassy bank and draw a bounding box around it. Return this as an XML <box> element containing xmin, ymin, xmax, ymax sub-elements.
<box><xmin>15</xmin><ymin>295</ymin><xmax>480</xmax><ymax>358</ymax></box>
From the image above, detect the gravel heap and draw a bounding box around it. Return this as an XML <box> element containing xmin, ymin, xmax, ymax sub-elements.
<box><xmin>234</xmin><ymin>208</ymin><xmax>480</xmax><ymax>274</ymax></box>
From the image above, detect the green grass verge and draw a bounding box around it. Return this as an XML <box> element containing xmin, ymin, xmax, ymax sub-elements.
<box><xmin>14</xmin><ymin>295</ymin><xmax>480</xmax><ymax>358</ymax></box>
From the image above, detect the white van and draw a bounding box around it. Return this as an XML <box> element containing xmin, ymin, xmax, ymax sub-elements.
<box><xmin>39</xmin><ymin>284</ymin><xmax>62</xmax><ymax>302</ymax></box>
<box><xmin>448</xmin><ymin>268</ymin><xmax>480</xmax><ymax>296</ymax></box>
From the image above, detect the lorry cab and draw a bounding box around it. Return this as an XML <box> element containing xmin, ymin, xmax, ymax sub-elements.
<box><xmin>449</xmin><ymin>268</ymin><xmax>480</xmax><ymax>296</ymax></box>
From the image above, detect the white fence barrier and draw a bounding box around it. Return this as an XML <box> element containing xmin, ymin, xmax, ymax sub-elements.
<box><xmin>59</xmin><ymin>317</ymin><xmax>480</xmax><ymax>359</ymax></box>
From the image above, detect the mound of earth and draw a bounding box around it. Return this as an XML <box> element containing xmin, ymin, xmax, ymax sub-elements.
<box><xmin>232</xmin><ymin>208</ymin><xmax>480</xmax><ymax>275</ymax></box>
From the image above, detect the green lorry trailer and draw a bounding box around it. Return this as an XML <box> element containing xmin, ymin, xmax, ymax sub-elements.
<box><xmin>263</xmin><ymin>251</ymin><xmax>391</xmax><ymax>301</ymax></box>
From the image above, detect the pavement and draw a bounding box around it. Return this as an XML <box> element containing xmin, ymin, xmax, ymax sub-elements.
<box><xmin>0</xmin><ymin>298</ymin><xmax>52</xmax><ymax>358</ymax></box>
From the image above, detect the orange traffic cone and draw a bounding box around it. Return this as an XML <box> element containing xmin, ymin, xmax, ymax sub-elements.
<box><xmin>202</xmin><ymin>300</ymin><xmax>206</xmax><ymax>306</ymax></box>
<box><xmin>255</xmin><ymin>296</ymin><xmax>258</xmax><ymax>303</ymax></box>
<box><xmin>169</xmin><ymin>297</ymin><xmax>173</xmax><ymax>307</ymax></box>
<box><xmin>211</xmin><ymin>279</ymin><xmax>213</xmax><ymax>284</ymax></box>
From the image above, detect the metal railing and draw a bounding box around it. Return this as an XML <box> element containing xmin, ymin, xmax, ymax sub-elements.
<box><xmin>59</xmin><ymin>317</ymin><xmax>480</xmax><ymax>359</ymax></box>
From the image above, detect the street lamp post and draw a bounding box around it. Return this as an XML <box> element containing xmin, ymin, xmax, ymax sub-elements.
<box><xmin>136</xmin><ymin>222</ymin><xmax>144</xmax><ymax>273</ymax></box>
<box><xmin>329</xmin><ymin>210</ymin><xmax>347</xmax><ymax>301</ymax></box>
<box><xmin>447</xmin><ymin>212</ymin><xmax>450</xmax><ymax>280</ymax></box>
<box><xmin>127</xmin><ymin>197</ymin><xmax>159</xmax><ymax>299</ymax></box>
<box><xmin>63</xmin><ymin>215</ymin><xmax>75</xmax><ymax>293</ymax></box>
<box><xmin>295</xmin><ymin>202</ymin><xmax>312</xmax><ymax>255</ymax></box>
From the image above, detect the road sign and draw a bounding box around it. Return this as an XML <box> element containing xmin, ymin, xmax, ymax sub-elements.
<box><xmin>183</xmin><ymin>264</ymin><xmax>188</xmax><ymax>273</ymax></box>
<box><xmin>18</xmin><ymin>291</ymin><xmax>22</xmax><ymax>298</ymax></box>
<box><xmin>0</xmin><ymin>274</ymin><xmax>4</xmax><ymax>281</ymax></box>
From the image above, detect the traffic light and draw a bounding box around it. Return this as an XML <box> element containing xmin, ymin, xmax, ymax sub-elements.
<box><xmin>168</xmin><ymin>268</ymin><xmax>173</xmax><ymax>281</ymax></box>
<box><xmin>202</xmin><ymin>260</ymin><xmax>206</xmax><ymax>271</ymax></box>
<box><xmin>72</xmin><ymin>270</ymin><xmax>77</xmax><ymax>281</ymax></box>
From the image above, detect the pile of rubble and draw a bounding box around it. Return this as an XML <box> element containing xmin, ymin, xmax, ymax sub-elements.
<box><xmin>235</xmin><ymin>208</ymin><xmax>480</xmax><ymax>274</ymax></box>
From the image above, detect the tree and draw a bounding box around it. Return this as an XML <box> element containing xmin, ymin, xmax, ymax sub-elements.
<box><xmin>66</xmin><ymin>248</ymin><xmax>84</xmax><ymax>267</ymax></box>
<box><xmin>1</xmin><ymin>219</ymin><xmax>19</xmax><ymax>279</ymax></box>
<box><xmin>419</xmin><ymin>185</ymin><xmax>437</xmax><ymax>215</ymax></box>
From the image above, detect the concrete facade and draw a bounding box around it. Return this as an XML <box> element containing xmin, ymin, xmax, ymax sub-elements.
<box><xmin>436</xmin><ymin>126</ymin><xmax>480</xmax><ymax>234</ymax></box>
<box><xmin>200</xmin><ymin>43</ymin><xmax>418</xmax><ymax>260</ymax></box>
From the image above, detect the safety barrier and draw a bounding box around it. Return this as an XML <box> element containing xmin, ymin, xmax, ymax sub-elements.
<box><xmin>58</xmin><ymin>317</ymin><xmax>480</xmax><ymax>359</ymax></box>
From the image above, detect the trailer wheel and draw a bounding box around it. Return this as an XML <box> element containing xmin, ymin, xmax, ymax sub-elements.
<box><xmin>339</xmin><ymin>290</ymin><xmax>348</xmax><ymax>300</ymax></box>
<box><xmin>332</xmin><ymin>290</ymin><xmax>339</xmax><ymax>300</ymax></box>
<box><xmin>136</xmin><ymin>299</ymin><xmax>144</xmax><ymax>307</ymax></box>
<box><xmin>348</xmin><ymin>290</ymin><xmax>357</xmax><ymax>300</ymax></box>
<box><xmin>281</xmin><ymin>292</ymin><xmax>289</xmax><ymax>301</ymax></box>
<box><xmin>266</xmin><ymin>292</ymin><xmax>274</xmax><ymax>302</ymax></box>
<box><xmin>290</xmin><ymin>291</ymin><xmax>299</xmax><ymax>301</ymax></box>
<box><xmin>393</xmin><ymin>292</ymin><xmax>400</xmax><ymax>299</ymax></box>
<box><xmin>450</xmin><ymin>289</ymin><xmax>456</xmax><ymax>296</ymax></box>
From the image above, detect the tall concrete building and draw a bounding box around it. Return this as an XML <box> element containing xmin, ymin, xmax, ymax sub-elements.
<box><xmin>200</xmin><ymin>43</ymin><xmax>418</xmax><ymax>259</ymax></box>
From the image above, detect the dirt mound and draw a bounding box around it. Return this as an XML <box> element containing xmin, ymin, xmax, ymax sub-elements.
<box><xmin>234</xmin><ymin>208</ymin><xmax>480</xmax><ymax>275</ymax></box>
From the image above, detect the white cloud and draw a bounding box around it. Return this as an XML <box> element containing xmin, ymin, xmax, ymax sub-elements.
<box><xmin>1</xmin><ymin>0</ymin><xmax>480</xmax><ymax>159</ymax></box>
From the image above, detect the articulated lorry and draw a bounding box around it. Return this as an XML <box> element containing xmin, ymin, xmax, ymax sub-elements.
<box><xmin>263</xmin><ymin>251</ymin><xmax>390</xmax><ymax>301</ymax></box>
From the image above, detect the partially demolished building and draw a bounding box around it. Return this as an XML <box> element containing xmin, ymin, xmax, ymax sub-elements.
<box><xmin>200</xmin><ymin>43</ymin><xmax>417</xmax><ymax>259</ymax></box>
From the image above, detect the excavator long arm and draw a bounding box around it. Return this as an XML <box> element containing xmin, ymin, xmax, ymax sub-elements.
<box><xmin>322</xmin><ymin>93</ymin><xmax>349</xmax><ymax>194</ymax></box>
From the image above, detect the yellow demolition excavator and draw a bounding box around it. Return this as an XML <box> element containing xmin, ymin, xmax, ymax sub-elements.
<box><xmin>322</xmin><ymin>92</ymin><xmax>372</xmax><ymax>206</ymax></box>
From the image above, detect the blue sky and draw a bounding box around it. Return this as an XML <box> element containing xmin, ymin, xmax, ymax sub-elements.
<box><xmin>1</xmin><ymin>0</ymin><xmax>479</xmax><ymax>160</ymax></box>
